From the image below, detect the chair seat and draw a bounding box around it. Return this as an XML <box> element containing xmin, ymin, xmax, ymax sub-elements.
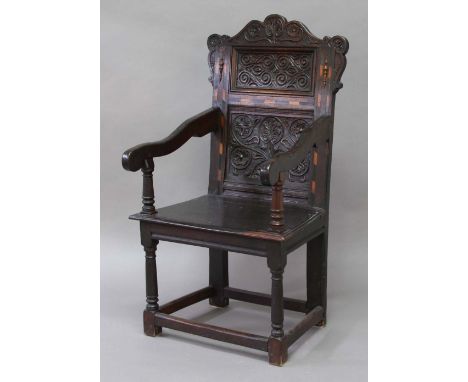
<box><xmin>130</xmin><ymin>195</ymin><xmax>325</xmax><ymax>249</ymax></box>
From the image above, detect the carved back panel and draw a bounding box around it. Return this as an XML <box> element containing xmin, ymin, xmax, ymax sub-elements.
<box><xmin>207</xmin><ymin>15</ymin><xmax>348</xmax><ymax>209</ymax></box>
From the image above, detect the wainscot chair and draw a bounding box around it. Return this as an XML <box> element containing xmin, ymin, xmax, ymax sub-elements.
<box><xmin>122</xmin><ymin>14</ymin><xmax>348</xmax><ymax>366</ymax></box>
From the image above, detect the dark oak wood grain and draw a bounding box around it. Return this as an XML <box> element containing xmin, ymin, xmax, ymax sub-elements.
<box><xmin>121</xmin><ymin>14</ymin><xmax>348</xmax><ymax>366</ymax></box>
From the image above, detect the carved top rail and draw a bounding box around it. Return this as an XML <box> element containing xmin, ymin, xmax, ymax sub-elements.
<box><xmin>207</xmin><ymin>14</ymin><xmax>348</xmax><ymax>94</ymax></box>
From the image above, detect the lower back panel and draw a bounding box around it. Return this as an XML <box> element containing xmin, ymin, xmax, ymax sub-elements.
<box><xmin>224</xmin><ymin>107</ymin><xmax>315</xmax><ymax>199</ymax></box>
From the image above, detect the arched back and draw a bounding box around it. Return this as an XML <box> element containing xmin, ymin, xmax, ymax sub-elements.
<box><xmin>207</xmin><ymin>15</ymin><xmax>348</xmax><ymax>209</ymax></box>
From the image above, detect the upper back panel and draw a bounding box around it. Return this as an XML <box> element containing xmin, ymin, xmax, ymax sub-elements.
<box><xmin>207</xmin><ymin>15</ymin><xmax>348</xmax><ymax>208</ymax></box>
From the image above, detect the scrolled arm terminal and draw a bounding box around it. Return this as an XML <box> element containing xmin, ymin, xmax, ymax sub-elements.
<box><xmin>260</xmin><ymin>116</ymin><xmax>332</xmax><ymax>187</ymax></box>
<box><xmin>122</xmin><ymin>107</ymin><xmax>223</xmax><ymax>172</ymax></box>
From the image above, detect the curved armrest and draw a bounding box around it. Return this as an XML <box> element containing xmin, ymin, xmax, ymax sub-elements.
<box><xmin>260</xmin><ymin>116</ymin><xmax>332</xmax><ymax>186</ymax></box>
<box><xmin>122</xmin><ymin>107</ymin><xmax>223</xmax><ymax>172</ymax></box>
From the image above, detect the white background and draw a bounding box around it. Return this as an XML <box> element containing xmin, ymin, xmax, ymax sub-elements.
<box><xmin>1</xmin><ymin>0</ymin><xmax>467</xmax><ymax>381</ymax></box>
<box><xmin>100</xmin><ymin>1</ymin><xmax>367</xmax><ymax>380</ymax></box>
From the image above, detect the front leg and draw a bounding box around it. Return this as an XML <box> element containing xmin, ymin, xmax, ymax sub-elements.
<box><xmin>141</xmin><ymin>224</ymin><xmax>161</xmax><ymax>336</ymax></box>
<box><xmin>267</xmin><ymin>253</ymin><xmax>288</xmax><ymax>366</ymax></box>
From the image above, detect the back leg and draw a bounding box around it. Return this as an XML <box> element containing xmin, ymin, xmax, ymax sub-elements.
<box><xmin>209</xmin><ymin>249</ymin><xmax>229</xmax><ymax>307</ymax></box>
<box><xmin>306</xmin><ymin>231</ymin><xmax>328</xmax><ymax>325</ymax></box>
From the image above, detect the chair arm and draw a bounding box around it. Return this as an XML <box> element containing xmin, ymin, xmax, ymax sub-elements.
<box><xmin>122</xmin><ymin>107</ymin><xmax>223</xmax><ymax>172</ymax></box>
<box><xmin>260</xmin><ymin>116</ymin><xmax>332</xmax><ymax>186</ymax></box>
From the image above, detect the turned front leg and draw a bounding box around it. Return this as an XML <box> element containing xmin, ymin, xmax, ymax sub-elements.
<box><xmin>143</xmin><ymin>239</ymin><xmax>161</xmax><ymax>336</ymax></box>
<box><xmin>270</xmin><ymin>268</ymin><xmax>284</xmax><ymax>338</ymax></box>
<box><xmin>267</xmin><ymin>255</ymin><xmax>288</xmax><ymax>366</ymax></box>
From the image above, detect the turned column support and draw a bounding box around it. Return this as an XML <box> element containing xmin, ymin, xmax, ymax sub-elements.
<box><xmin>267</xmin><ymin>254</ymin><xmax>287</xmax><ymax>338</ymax></box>
<box><xmin>141</xmin><ymin>224</ymin><xmax>161</xmax><ymax>336</ymax></box>
<box><xmin>267</xmin><ymin>253</ymin><xmax>287</xmax><ymax>365</ymax></box>
<box><xmin>270</xmin><ymin>268</ymin><xmax>284</xmax><ymax>338</ymax></box>
<box><xmin>141</xmin><ymin>158</ymin><xmax>156</xmax><ymax>215</ymax></box>
<box><xmin>144</xmin><ymin>242</ymin><xmax>159</xmax><ymax>312</ymax></box>
<box><xmin>270</xmin><ymin>176</ymin><xmax>284</xmax><ymax>227</ymax></box>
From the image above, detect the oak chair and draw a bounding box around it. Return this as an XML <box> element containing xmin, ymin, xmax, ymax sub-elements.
<box><xmin>122</xmin><ymin>14</ymin><xmax>348</xmax><ymax>366</ymax></box>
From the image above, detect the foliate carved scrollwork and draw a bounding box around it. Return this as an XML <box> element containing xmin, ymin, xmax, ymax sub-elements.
<box><xmin>228</xmin><ymin>113</ymin><xmax>314</xmax><ymax>183</ymax></box>
<box><xmin>207</xmin><ymin>34</ymin><xmax>230</xmax><ymax>85</ymax></box>
<box><xmin>325</xmin><ymin>35</ymin><xmax>349</xmax><ymax>54</ymax></box>
<box><xmin>289</xmin><ymin>156</ymin><xmax>310</xmax><ymax>180</ymax></box>
<box><xmin>207</xmin><ymin>17</ymin><xmax>349</xmax><ymax>94</ymax></box>
<box><xmin>236</xmin><ymin>52</ymin><xmax>313</xmax><ymax>91</ymax></box>
<box><xmin>231</xmin><ymin>14</ymin><xmax>320</xmax><ymax>46</ymax></box>
<box><xmin>324</xmin><ymin>35</ymin><xmax>349</xmax><ymax>93</ymax></box>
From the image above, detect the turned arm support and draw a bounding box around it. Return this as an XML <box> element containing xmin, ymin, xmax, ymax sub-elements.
<box><xmin>259</xmin><ymin>116</ymin><xmax>332</xmax><ymax>226</ymax></box>
<box><xmin>122</xmin><ymin>107</ymin><xmax>223</xmax><ymax>172</ymax></box>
